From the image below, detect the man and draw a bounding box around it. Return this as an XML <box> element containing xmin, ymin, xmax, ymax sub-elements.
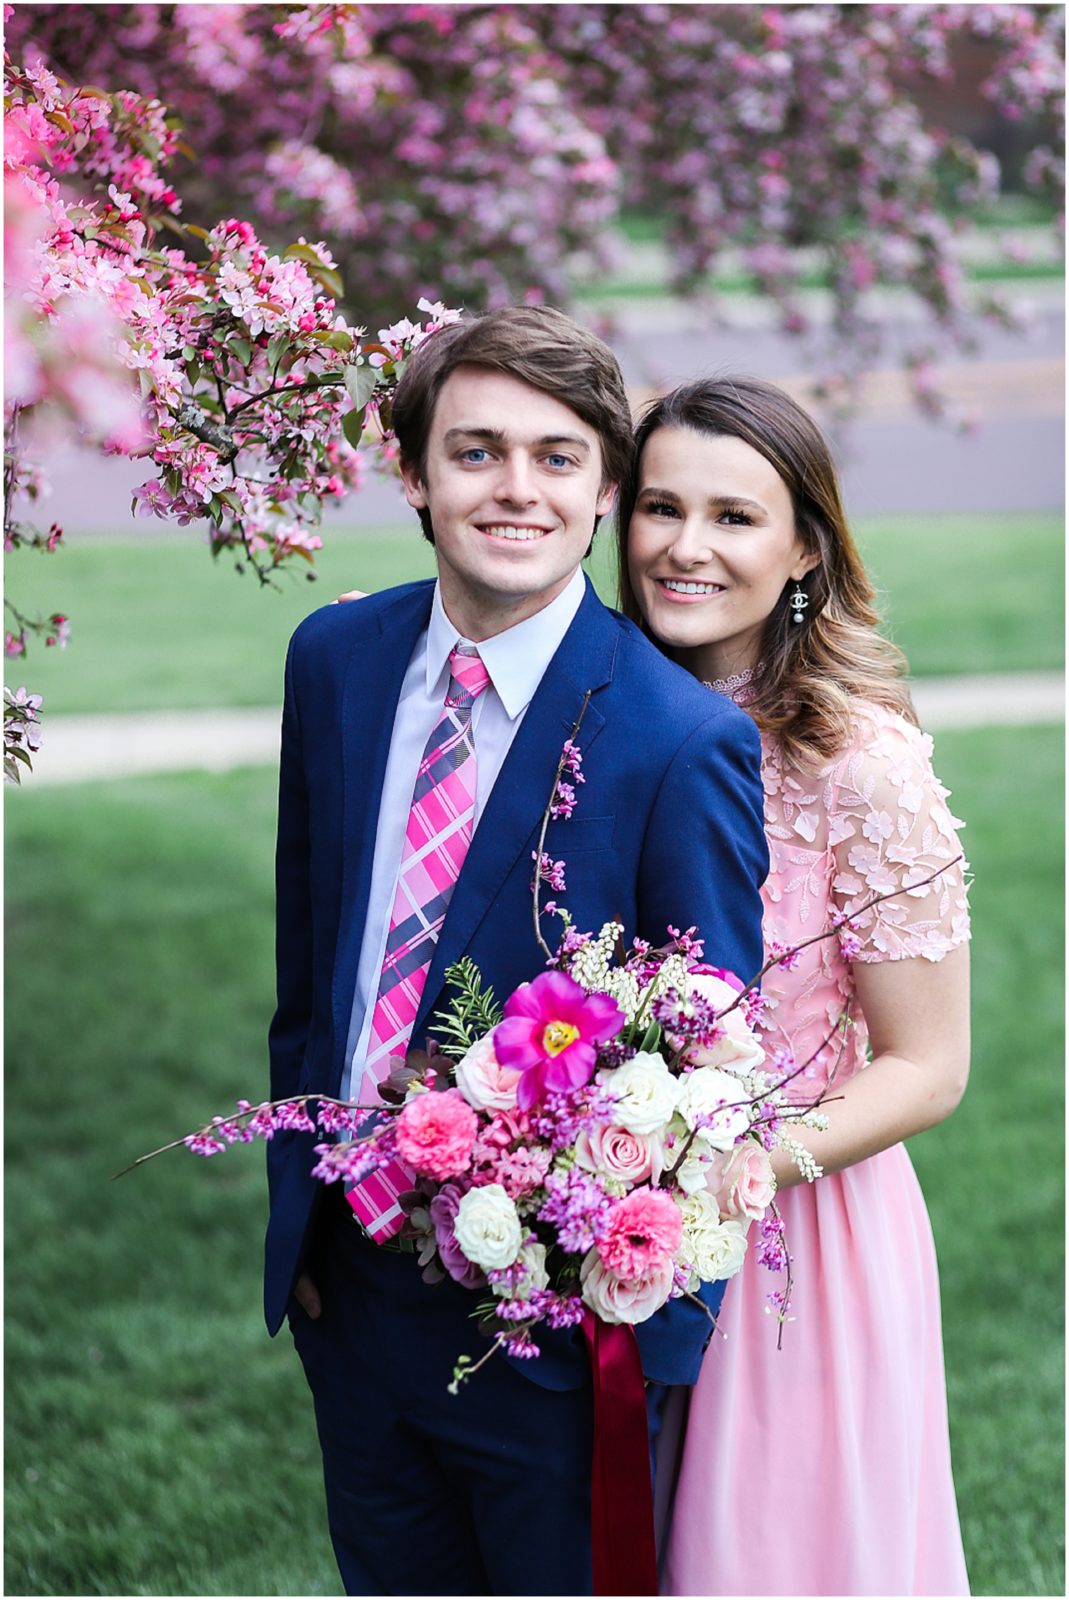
<box><xmin>265</xmin><ymin>305</ymin><xmax>767</xmax><ymax>1595</ymax></box>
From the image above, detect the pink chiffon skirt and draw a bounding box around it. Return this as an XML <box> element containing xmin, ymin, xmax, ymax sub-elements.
<box><xmin>661</xmin><ymin>1144</ymin><xmax>970</xmax><ymax>1596</ymax></box>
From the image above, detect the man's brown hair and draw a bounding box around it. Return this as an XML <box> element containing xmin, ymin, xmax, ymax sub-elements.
<box><xmin>391</xmin><ymin>305</ymin><xmax>633</xmax><ymax>544</ymax></box>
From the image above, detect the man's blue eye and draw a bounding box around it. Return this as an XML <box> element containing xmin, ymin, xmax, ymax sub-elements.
<box><xmin>462</xmin><ymin>448</ymin><xmax>488</xmax><ymax>463</ymax></box>
<box><xmin>546</xmin><ymin>454</ymin><xmax>570</xmax><ymax>469</ymax></box>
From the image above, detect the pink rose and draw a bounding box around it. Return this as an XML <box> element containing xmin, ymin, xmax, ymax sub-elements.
<box><xmin>705</xmin><ymin>1140</ymin><xmax>776</xmax><ymax>1221</ymax></box>
<box><xmin>580</xmin><ymin>1251</ymin><xmax>676</xmax><ymax>1326</ymax></box>
<box><xmin>455</xmin><ymin>1034</ymin><xmax>521</xmax><ymax>1112</ymax></box>
<box><xmin>685</xmin><ymin>972</ymin><xmax>765</xmax><ymax>1073</ymax></box>
<box><xmin>394</xmin><ymin>1089</ymin><xmax>477</xmax><ymax>1181</ymax></box>
<box><xmin>429</xmin><ymin>1182</ymin><xmax>486</xmax><ymax>1290</ymax></box>
<box><xmin>598</xmin><ymin>1188</ymin><xmax>683</xmax><ymax>1278</ymax></box>
<box><xmin>574</xmin><ymin>1122</ymin><xmax>661</xmax><ymax>1185</ymax></box>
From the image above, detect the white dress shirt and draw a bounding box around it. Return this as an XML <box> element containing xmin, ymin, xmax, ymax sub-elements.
<box><xmin>341</xmin><ymin>568</ymin><xmax>586</xmax><ymax>1101</ymax></box>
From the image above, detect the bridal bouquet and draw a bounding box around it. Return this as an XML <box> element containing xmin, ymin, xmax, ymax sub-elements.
<box><xmin>312</xmin><ymin>919</ymin><xmax>824</xmax><ymax>1384</ymax></box>
<box><xmin>124</xmin><ymin>706</ymin><xmax>849</xmax><ymax>1386</ymax></box>
<box><xmin>169</xmin><ymin>906</ymin><xmax>826</xmax><ymax>1387</ymax></box>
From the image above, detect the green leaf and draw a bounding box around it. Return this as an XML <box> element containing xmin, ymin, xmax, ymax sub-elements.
<box><xmin>283</xmin><ymin>242</ymin><xmax>323</xmax><ymax>266</ymax></box>
<box><xmin>341</xmin><ymin>407</ymin><xmax>365</xmax><ymax>449</ymax></box>
<box><xmin>229</xmin><ymin>337</ymin><xmax>252</xmax><ymax>366</ymax></box>
<box><xmin>344</xmin><ymin>364</ymin><xmax>378</xmax><ymax>410</ymax></box>
<box><xmin>266</xmin><ymin>334</ymin><xmax>290</xmax><ymax>372</ymax></box>
<box><xmin>639</xmin><ymin>1020</ymin><xmax>662</xmax><ymax>1054</ymax></box>
<box><xmin>310</xmin><ymin>264</ymin><xmax>345</xmax><ymax>301</ymax></box>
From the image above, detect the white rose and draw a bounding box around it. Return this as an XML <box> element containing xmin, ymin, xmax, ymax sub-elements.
<box><xmin>684</xmin><ymin>973</ymin><xmax>766</xmax><ymax>1074</ymax></box>
<box><xmin>453</xmin><ymin>1184</ymin><xmax>523</xmax><ymax>1271</ymax></box>
<box><xmin>579</xmin><ymin>1249</ymin><xmax>676</xmax><ymax>1325</ymax></box>
<box><xmin>497</xmin><ymin>1239</ymin><xmax>550</xmax><ymax>1300</ymax></box>
<box><xmin>599</xmin><ymin>1051</ymin><xmax>678</xmax><ymax>1135</ymax></box>
<box><xmin>675</xmin><ymin>1190</ymin><xmax>750</xmax><ymax>1289</ymax></box>
<box><xmin>675</xmin><ymin>1066</ymin><xmax>752</xmax><ymax>1151</ymax></box>
<box><xmin>455</xmin><ymin>1033</ymin><xmax>521</xmax><ymax>1111</ymax></box>
<box><xmin>667</xmin><ymin>1125</ymin><xmax>718</xmax><ymax>1194</ymax></box>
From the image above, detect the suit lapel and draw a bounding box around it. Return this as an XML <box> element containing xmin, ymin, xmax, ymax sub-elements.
<box><xmin>415</xmin><ymin>581</ymin><xmax>617</xmax><ymax>1033</ymax></box>
<box><xmin>331</xmin><ymin>584</ymin><xmax>435</xmax><ymax>1064</ymax></box>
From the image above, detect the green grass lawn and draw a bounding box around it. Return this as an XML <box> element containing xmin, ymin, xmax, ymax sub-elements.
<box><xmin>5</xmin><ymin>722</ymin><xmax>1063</xmax><ymax>1595</ymax></box>
<box><xmin>6</xmin><ymin>510</ymin><xmax>1062</xmax><ymax>719</ymax></box>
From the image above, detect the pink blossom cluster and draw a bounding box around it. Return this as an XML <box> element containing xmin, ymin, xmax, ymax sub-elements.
<box><xmin>531</xmin><ymin>852</ymin><xmax>567</xmax><ymax>895</ymax></box>
<box><xmin>549</xmin><ymin>738</ymin><xmax>586</xmax><ymax>819</ymax></box>
<box><xmin>4</xmin><ymin>35</ymin><xmax>461</xmax><ymax>777</ymax></box>
<box><xmin>2</xmin><ymin>685</ymin><xmax>43</xmax><ymax>784</ymax></box>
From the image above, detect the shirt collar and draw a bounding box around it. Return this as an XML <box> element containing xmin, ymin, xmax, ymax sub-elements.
<box><xmin>426</xmin><ymin>568</ymin><xmax>587</xmax><ymax>719</ymax></box>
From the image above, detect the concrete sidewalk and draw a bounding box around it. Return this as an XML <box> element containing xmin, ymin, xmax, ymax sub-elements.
<box><xmin>20</xmin><ymin>671</ymin><xmax>1064</xmax><ymax>788</ymax></box>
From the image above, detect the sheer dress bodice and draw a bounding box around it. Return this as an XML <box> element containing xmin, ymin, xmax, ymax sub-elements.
<box><xmin>754</xmin><ymin>701</ymin><xmax>970</xmax><ymax>1100</ymax></box>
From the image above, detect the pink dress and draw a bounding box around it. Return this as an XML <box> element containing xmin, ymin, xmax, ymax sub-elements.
<box><xmin>662</xmin><ymin>698</ymin><xmax>972</xmax><ymax>1598</ymax></box>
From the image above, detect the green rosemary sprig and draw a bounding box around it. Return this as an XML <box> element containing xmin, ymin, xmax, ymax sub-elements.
<box><xmin>431</xmin><ymin>957</ymin><xmax>504</xmax><ymax>1060</ymax></box>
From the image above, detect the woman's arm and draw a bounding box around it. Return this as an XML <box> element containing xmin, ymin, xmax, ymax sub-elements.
<box><xmin>771</xmin><ymin>941</ymin><xmax>970</xmax><ymax>1189</ymax></box>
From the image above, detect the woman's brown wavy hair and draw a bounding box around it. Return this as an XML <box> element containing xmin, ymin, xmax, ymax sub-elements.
<box><xmin>615</xmin><ymin>376</ymin><xmax>917</xmax><ymax>769</ymax></box>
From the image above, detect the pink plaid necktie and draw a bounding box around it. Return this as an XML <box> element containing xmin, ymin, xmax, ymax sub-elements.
<box><xmin>346</xmin><ymin>644</ymin><xmax>492</xmax><ymax>1241</ymax></box>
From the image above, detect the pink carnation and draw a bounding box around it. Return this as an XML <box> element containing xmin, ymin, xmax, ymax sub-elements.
<box><xmin>394</xmin><ymin>1089</ymin><xmax>477</xmax><ymax>1181</ymax></box>
<box><xmin>598</xmin><ymin>1188</ymin><xmax>683</xmax><ymax>1278</ymax></box>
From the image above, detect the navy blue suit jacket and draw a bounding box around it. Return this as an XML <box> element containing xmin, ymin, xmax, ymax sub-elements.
<box><xmin>265</xmin><ymin>576</ymin><xmax>768</xmax><ymax>1385</ymax></box>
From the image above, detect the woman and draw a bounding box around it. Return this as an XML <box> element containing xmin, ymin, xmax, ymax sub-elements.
<box><xmin>617</xmin><ymin>377</ymin><xmax>971</xmax><ymax>1597</ymax></box>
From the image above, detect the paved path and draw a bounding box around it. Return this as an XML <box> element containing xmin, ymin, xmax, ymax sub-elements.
<box><xmin>21</xmin><ymin>671</ymin><xmax>1063</xmax><ymax>787</ymax></box>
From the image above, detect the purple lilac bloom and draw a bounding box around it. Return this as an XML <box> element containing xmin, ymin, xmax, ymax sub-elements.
<box><xmin>538</xmin><ymin>1166</ymin><xmax>612</xmax><ymax>1255</ymax></box>
<box><xmin>595</xmin><ymin>1038</ymin><xmax>637</xmax><ymax>1071</ymax></box>
<box><xmin>546</xmin><ymin>1292</ymin><xmax>586</xmax><ymax>1329</ymax></box>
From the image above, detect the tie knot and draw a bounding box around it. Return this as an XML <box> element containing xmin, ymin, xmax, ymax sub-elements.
<box><xmin>447</xmin><ymin>645</ymin><xmax>492</xmax><ymax>705</ymax></box>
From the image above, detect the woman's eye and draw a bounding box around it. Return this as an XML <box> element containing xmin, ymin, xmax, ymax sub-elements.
<box><xmin>719</xmin><ymin>510</ymin><xmax>752</xmax><ymax>526</ymax></box>
<box><xmin>643</xmin><ymin>498</ymin><xmax>679</xmax><ymax>518</ymax></box>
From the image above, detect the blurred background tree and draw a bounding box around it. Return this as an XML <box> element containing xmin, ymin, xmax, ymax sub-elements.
<box><xmin>7</xmin><ymin>2</ymin><xmax>1064</xmax><ymax>406</ymax></box>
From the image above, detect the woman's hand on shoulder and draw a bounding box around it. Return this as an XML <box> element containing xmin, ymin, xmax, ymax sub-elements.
<box><xmin>334</xmin><ymin>589</ymin><xmax>369</xmax><ymax>604</ymax></box>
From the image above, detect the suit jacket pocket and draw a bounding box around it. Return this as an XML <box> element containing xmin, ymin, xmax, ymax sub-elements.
<box><xmin>542</xmin><ymin>815</ymin><xmax>615</xmax><ymax>854</ymax></box>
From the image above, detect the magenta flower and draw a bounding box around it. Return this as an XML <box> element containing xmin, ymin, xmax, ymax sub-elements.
<box><xmin>494</xmin><ymin>971</ymin><xmax>624</xmax><ymax>1111</ymax></box>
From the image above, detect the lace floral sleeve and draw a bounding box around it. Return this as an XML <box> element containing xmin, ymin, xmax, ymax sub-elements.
<box><xmin>826</xmin><ymin>705</ymin><xmax>970</xmax><ymax>963</ymax></box>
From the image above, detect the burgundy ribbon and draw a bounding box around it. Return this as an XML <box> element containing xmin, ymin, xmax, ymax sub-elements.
<box><xmin>581</xmin><ymin>1311</ymin><xmax>659</xmax><ymax>1597</ymax></box>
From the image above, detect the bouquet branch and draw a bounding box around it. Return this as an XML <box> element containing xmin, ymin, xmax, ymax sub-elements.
<box><xmin>531</xmin><ymin>691</ymin><xmax>592</xmax><ymax>960</ymax></box>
